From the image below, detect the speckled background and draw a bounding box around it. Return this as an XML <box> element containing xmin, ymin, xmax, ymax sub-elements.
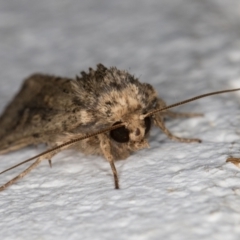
<box><xmin>1</xmin><ymin>1</ymin><xmax>240</xmax><ymax>239</ymax></box>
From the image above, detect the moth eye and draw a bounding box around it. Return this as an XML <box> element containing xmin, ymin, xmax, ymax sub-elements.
<box><xmin>110</xmin><ymin>122</ymin><xmax>130</xmax><ymax>143</ymax></box>
<box><xmin>144</xmin><ymin>117</ymin><xmax>151</xmax><ymax>135</ymax></box>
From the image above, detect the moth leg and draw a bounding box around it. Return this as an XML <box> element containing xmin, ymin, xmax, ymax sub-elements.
<box><xmin>163</xmin><ymin>111</ymin><xmax>203</xmax><ymax>118</ymax></box>
<box><xmin>0</xmin><ymin>148</ymin><xmax>61</xmax><ymax>191</ymax></box>
<box><xmin>48</xmin><ymin>160</ymin><xmax>52</xmax><ymax>168</ymax></box>
<box><xmin>99</xmin><ymin>134</ymin><xmax>119</xmax><ymax>189</ymax></box>
<box><xmin>0</xmin><ymin>158</ymin><xmax>42</xmax><ymax>191</ymax></box>
<box><xmin>153</xmin><ymin>114</ymin><xmax>201</xmax><ymax>143</ymax></box>
<box><xmin>46</xmin><ymin>142</ymin><xmax>63</xmax><ymax>168</ymax></box>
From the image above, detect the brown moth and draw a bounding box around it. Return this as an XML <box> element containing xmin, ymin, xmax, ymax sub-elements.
<box><xmin>0</xmin><ymin>64</ymin><xmax>239</xmax><ymax>191</ymax></box>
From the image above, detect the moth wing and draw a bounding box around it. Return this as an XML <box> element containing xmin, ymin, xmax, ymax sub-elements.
<box><xmin>0</xmin><ymin>74</ymin><xmax>86</xmax><ymax>153</ymax></box>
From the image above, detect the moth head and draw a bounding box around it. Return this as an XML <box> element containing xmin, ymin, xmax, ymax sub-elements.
<box><xmin>109</xmin><ymin>113</ymin><xmax>151</xmax><ymax>150</ymax></box>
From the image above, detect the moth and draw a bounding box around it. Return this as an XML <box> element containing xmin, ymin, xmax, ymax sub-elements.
<box><xmin>0</xmin><ymin>64</ymin><xmax>239</xmax><ymax>191</ymax></box>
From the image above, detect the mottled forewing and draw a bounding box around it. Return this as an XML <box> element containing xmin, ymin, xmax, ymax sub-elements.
<box><xmin>0</xmin><ymin>74</ymin><xmax>84</xmax><ymax>153</ymax></box>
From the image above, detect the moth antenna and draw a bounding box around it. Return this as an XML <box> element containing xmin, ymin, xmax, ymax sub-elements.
<box><xmin>0</xmin><ymin>123</ymin><xmax>125</xmax><ymax>176</ymax></box>
<box><xmin>0</xmin><ymin>158</ymin><xmax>42</xmax><ymax>191</ymax></box>
<box><xmin>146</xmin><ymin>88</ymin><xmax>240</xmax><ymax>117</ymax></box>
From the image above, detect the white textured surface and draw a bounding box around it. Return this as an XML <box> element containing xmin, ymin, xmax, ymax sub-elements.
<box><xmin>0</xmin><ymin>1</ymin><xmax>240</xmax><ymax>239</ymax></box>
